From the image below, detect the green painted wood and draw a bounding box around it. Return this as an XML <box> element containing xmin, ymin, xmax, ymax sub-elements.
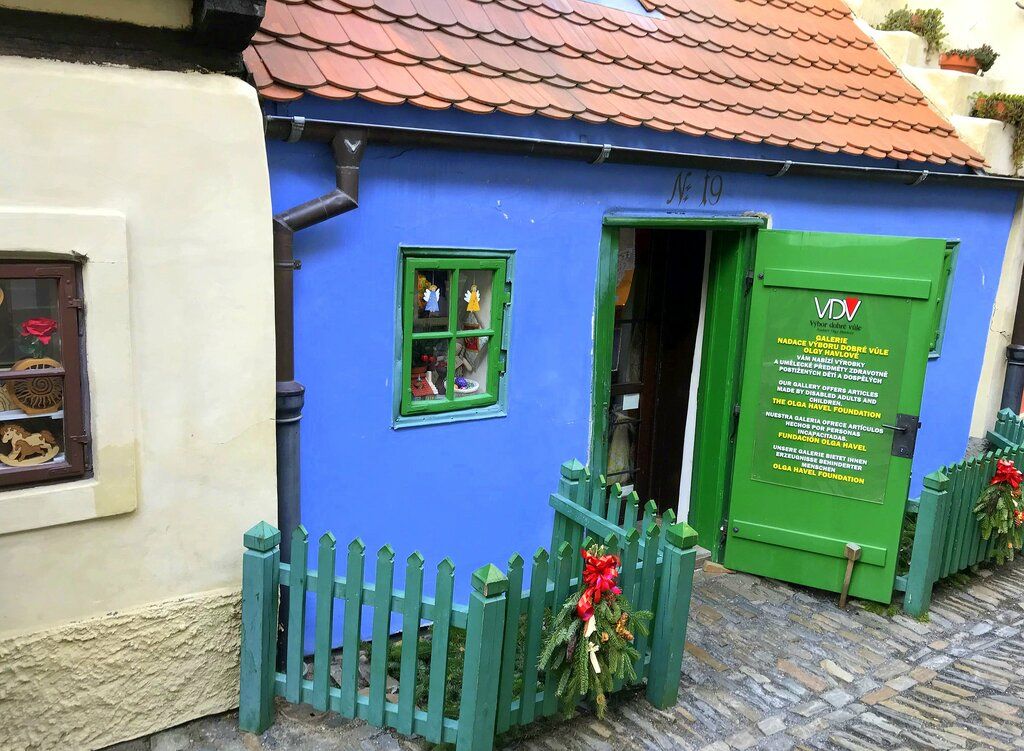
<box><xmin>543</xmin><ymin>542</ymin><xmax>574</xmax><ymax>718</ymax></box>
<box><xmin>340</xmin><ymin>538</ymin><xmax>366</xmax><ymax>719</ymax></box>
<box><xmin>940</xmin><ymin>462</ymin><xmax>966</xmax><ymax>578</ymax></box>
<box><xmin>368</xmin><ymin>545</ymin><xmax>396</xmax><ymax>728</ymax></box>
<box><xmin>312</xmin><ymin>532</ymin><xmax>337</xmax><ymax>712</ymax></box>
<box><xmin>762</xmin><ymin>268</ymin><xmax>932</xmax><ymax>300</ymax></box>
<box><xmin>593</xmin><ymin>474</ymin><xmax>608</xmax><ymax>520</ymax></box>
<box><xmin>645</xmin><ymin>535</ymin><xmax>696</xmax><ymax>708</ymax></box>
<box><xmin>285</xmin><ymin>525</ymin><xmax>309</xmax><ymax>704</ymax></box>
<box><xmin>589</xmin><ymin>227</ymin><xmax>619</xmax><ymax>482</ymax></box>
<box><xmin>496</xmin><ymin>554</ymin><xmax>524</xmax><ymax>734</ymax></box>
<box><xmin>962</xmin><ymin>455</ymin><xmax>989</xmax><ymax>571</ymax></box>
<box><xmin>623</xmin><ymin>491</ymin><xmax>640</xmax><ymax>535</ymax></box>
<box><xmin>456</xmin><ymin>564</ymin><xmax>508</xmax><ymax>751</ymax></box>
<box><xmin>632</xmin><ymin>524</ymin><xmax>661</xmax><ymax>677</ymax></box>
<box><xmin>729</xmin><ymin>520</ymin><xmax>887</xmax><ymax>567</ymax></box>
<box><xmin>602</xmin><ymin>213</ymin><xmax>767</xmax><ymax>228</ymax></box>
<box><xmin>619</xmin><ymin>528</ymin><xmax>641</xmax><ymax>607</ymax></box>
<box><xmin>397</xmin><ymin>552</ymin><xmax>425</xmax><ymax>736</ymax></box>
<box><xmin>518</xmin><ymin>548</ymin><xmax>548</xmax><ymax>726</ymax></box>
<box><xmin>606</xmin><ymin>482</ymin><xmax>623</xmax><ymax>527</ymax></box>
<box><xmin>902</xmin><ymin>472</ymin><xmax>948</xmax><ymax>616</ymax></box>
<box><xmin>639</xmin><ymin>500</ymin><xmax>657</xmax><ymax>536</ymax></box>
<box><xmin>425</xmin><ymin>558</ymin><xmax>455</xmax><ymax>744</ymax></box>
<box><xmin>239</xmin><ymin>522</ymin><xmax>281</xmax><ymax>734</ymax></box>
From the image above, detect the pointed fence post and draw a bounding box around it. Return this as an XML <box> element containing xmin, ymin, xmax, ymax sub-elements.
<box><xmin>645</xmin><ymin>521</ymin><xmax>697</xmax><ymax>709</ymax></box>
<box><xmin>457</xmin><ymin>563</ymin><xmax>508</xmax><ymax>751</ymax></box>
<box><xmin>240</xmin><ymin>521</ymin><xmax>281</xmax><ymax>734</ymax></box>
<box><xmin>903</xmin><ymin>471</ymin><xmax>949</xmax><ymax>616</ymax></box>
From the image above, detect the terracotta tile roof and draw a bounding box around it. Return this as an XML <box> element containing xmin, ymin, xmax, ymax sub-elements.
<box><xmin>246</xmin><ymin>0</ymin><xmax>986</xmax><ymax>168</ymax></box>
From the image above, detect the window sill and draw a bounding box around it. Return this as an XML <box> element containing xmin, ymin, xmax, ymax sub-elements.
<box><xmin>393</xmin><ymin>402</ymin><xmax>508</xmax><ymax>429</ymax></box>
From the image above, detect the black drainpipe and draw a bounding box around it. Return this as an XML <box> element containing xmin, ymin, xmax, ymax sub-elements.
<box><xmin>273</xmin><ymin>120</ymin><xmax>365</xmax><ymax>559</ymax></box>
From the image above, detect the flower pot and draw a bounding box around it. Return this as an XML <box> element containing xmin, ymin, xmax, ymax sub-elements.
<box><xmin>974</xmin><ymin>96</ymin><xmax>1009</xmax><ymax>120</ymax></box>
<box><xmin>939</xmin><ymin>53</ymin><xmax>980</xmax><ymax>74</ymax></box>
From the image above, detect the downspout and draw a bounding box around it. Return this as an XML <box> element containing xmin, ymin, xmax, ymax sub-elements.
<box><xmin>274</xmin><ymin>121</ymin><xmax>366</xmax><ymax>563</ymax></box>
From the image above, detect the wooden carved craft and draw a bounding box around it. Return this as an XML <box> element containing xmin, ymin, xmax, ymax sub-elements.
<box><xmin>0</xmin><ymin>423</ymin><xmax>60</xmax><ymax>466</ymax></box>
<box><xmin>5</xmin><ymin>357</ymin><xmax>62</xmax><ymax>415</ymax></box>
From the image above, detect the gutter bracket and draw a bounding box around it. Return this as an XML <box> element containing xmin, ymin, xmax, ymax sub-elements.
<box><xmin>286</xmin><ymin>116</ymin><xmax>306</xmax><ymax>143</ymax></box>
<box><xmin>592</xmin><ymin>144</ymin><xmax>612</xmax><ymax>165</ymax></box>
<box><xmin>771</xmin><ymin>160</ymin><xmax>792</xmax><ymax>178</ymax></box>
<box><xmin>910</xmin><ymin>170</ymin><xmax>929</xmax><ymax>186</ymax></box>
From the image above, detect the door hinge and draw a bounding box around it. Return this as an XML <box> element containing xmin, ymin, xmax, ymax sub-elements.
<box><xmin>744</xmin><ymin>269</ymin><xmax>755</xmax><ymax>294</ymax></box>
<box><xmin>70</xmin><ymin>433</ymin><xmax>92</xmax><ymax>470</ymax></box>
<box><xmin>69</xmin><ymin>297</ymin><xmax>85</xmax><ymax>335</ymax></box>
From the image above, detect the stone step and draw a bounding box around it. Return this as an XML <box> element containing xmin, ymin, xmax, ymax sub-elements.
<box><xmin>950</xmin><ymin>115</ymin><xmax>1020</xmax><ymax>177</ymax></box>
<box><xmin>901</xmin><ymin>66</ymin><xmax>1009</xmax><ymax>119</ymax></box>
<box><xmin>857</xmin><ymin>22</ymin><xmax>928</xmax><ymax>68</ymax></box>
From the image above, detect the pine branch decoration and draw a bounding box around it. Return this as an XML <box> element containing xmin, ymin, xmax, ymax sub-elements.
<box><xmin>974</xmin><ymin>458</ymin><xmax>1024</xmax><ymax>565</ymax></box>
<box><xmin>538</xmin><ymin>545</ymin><xmax>653</xmax><ymax>719</ymax></box>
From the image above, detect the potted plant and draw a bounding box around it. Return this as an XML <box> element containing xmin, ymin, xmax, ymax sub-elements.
<box><xmin>939</xmin><ymin>44</ymin><xmax>999</xmax><ymax>75</ymax></box>
<box><xmin>878</xmin><ymin>7</ymin><xmax>947</xmax><ymax>55</ymax></box>
<box><xmin>972</xmin><ymin>92</ymin><xmax>1024</xmax><ymax>171</ymax></box>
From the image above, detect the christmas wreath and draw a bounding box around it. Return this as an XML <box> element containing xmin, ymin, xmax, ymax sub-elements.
<box><xmin>538</xmin><ymin>545</ymin><xmax>652</xmax><ymax>719</ymax></box>
<box><xmin>974</xmin><ymin>458</ymin><xmax>1024</xmax><ymax>565</ymax></box>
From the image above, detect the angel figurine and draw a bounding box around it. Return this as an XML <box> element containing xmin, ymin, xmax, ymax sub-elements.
<box><xmin>423</xmin><ymin>284</ymin><xmax>441</xmax><ymax>313</ymax></box>
<box><xmin>464</xmin><ymin>284</ymin><xmax>481</xmax><ymax>312</ymax></box>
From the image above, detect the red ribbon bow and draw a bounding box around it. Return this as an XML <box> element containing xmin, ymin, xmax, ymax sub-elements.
<box><xmin>991</xmin><ymin>459</ymin><xmax>1023</xmax><ymax>492</ymax></box>
<box><xmin>576</xmin><ymin>549</ymin><xmax>622</xmax><ymax>621</ymax></box>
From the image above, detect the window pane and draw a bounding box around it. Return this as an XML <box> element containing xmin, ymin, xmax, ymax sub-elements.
<box><xmin>458</xmin><ymin>269</ymin><xmax>495</xmax><ymax>331</ymax></box>
<box><xmin>0</xmin><ymin>277</ymin><xmax>62</xmax><ymax>368</ymax></box>
<box><xmin>0</xmin><ymin>412</ymin><xmax>65</xmax><ymax>470</ymax></box>
<box><xmin>410</xmin><ymin>339</ymin><xmax>448</xmax><ymax>402</ymax></box>
<box><xmin>455</xmin><ymin>335</ymin><xmax>489</xmax><ymax>399</ymax></box>
<box><xmin>413</xmin><ymin>269</ymin><xmax>451</xmax><ymax>334</ymax></box>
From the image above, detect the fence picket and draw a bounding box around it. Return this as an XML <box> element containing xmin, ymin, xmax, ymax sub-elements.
<box><xmin>339</xmin><ymin>538</ymin><xmax>365</xmax><ymax>718</ymax></box>
<box><xmin>940</xmin><ymin>461</ymin><xmax>966</xmax><ymax>578</ymax></box>
<box><xmin>593</xmin><ymin>473</ymin><xmax>607</xmax><ymax>520</ymax></box>
<box><xmin>496</xmin><ymin>553</ymin><xmax>524</xmax><ymax>734</ymax></box>
<box><xmin>620</xmin><ymin>527</ymin><xmax>641</xmax><ymax>606</ymax></box>
<box><xmin>312</xmin><ymin>532</ymin><xmax>337</xmax><ymax>712</ymax></box>
<box><xmin>633</xmin><ymin>524</ymin><xmax>661</xmax><ymax>677</ymax></box>
<box><xmin>285</xmin><ymin>525</ymin><xmax>309</xmax><ymax>704</ymax></box>
<box><xmin>397</xmin><ymin>552</ymin><xmax>424</xmax><ymax>735</ymax></box>
<box><xmin>606</xmin><ymin>482</ymin><xmax>623</xmax><ymax>526</ymax></box>
<box><xmin>543</xmin><ymin>542</ymin><xmax>574</xmax><ymax>718</ymax></box>
<box><xmin>964</xmin><ymin>454</ymin><xmax>992</xmax><ymax>569</ymax></box>
<box><xmin>518</xmin><ymin>548</ymin><xmax>548</xmax><ymax>725</ymax></box>
<box><xmin>425</xmin><ymin>558</ymin><xmax>454</xmax><ymax>744</ymax></box>
<box><xmin>948</xmin><ymin>460</ymin><xmax>972</xmax><ymax>575</ymax></box>
<box><xmin>368</xmin><ymin>545</ymin><xmax>396</xmax><ymax>727</ymax></box>
<box><xmin>624</xmin><ymin>491</ymin><xmax>640</xmax><ymax>534</ymax></box>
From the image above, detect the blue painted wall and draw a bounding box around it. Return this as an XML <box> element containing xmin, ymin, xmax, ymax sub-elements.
<box><xmin>266</xmin><ymin>98</ymin><xmax>1019</xmax><ymax>606</ymax></box>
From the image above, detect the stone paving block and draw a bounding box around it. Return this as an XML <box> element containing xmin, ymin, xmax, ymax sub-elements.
<box><xmin>823</xmin><ymin>689</ymin><xmax>854</xmax><ymax>708</ymax></box>
<box><xmin>725</xmin><ymin>730</ymin><xmax>757</xmax><ymax>750</ymax></box>
<box><xmin>791</xmin><ymin>700</ymin><xmax>828</xmax><ymax>718</ymax></box>
<box><xmin>757</xmin><ymin>716</ymin><xmax>786</xmax><ymax>736</ymax></box>
<box><xmin>821</xmin><ymin>659</ymin><xmax>855</xmax><ymax>683</ymax></box>
<box><xmin>908</xmin><ymin>666</ymin><xmax>938</xmax><ymax>683</ymax></box>
<box><xmin>884</xmin><ymin>676</ymin><xmax>917</xmax><ymax>691</ymax></box>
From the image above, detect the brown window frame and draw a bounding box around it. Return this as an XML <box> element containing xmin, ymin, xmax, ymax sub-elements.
<box><xmin>0</xmin><ymin>262</ymin><xmax>89</xmax><ymax>488</ymax></box>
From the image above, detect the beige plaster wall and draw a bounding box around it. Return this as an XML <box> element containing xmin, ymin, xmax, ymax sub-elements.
<box><xmin>0</xmin><ymin>0</ymin><xmax>192</xmax><ymax>28</ymax></box>
<box><xmin>0</xmin><ymin>55</ymin><xmax>276</xmax><ymax>748</ymax></box>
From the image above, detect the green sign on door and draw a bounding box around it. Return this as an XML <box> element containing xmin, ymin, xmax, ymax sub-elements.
<box><xmin>750</xmin><ymin>288</ymin><xmax>910</xmax><ymax>504</ymax></box>
<box><xmin>724</xmin><ymin>231</ymin><xmax>946</xmax><ymax>604</ymax></box>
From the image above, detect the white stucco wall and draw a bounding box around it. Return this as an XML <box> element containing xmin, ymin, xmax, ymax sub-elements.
<box><xmin>0</xmin><ymin>0</ymin><xmax>192</xmax><ymax>28</ymax></box>
<box><xmin>0</xmin><ymin>55</ymin><xmax>276</xmax><ymax>749</ymax></box>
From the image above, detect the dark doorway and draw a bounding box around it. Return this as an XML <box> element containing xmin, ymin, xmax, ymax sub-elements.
<box><xmin>605</xmin><ymin>228</ymin><xmax>708</xmax><ymax>513</ymax></box>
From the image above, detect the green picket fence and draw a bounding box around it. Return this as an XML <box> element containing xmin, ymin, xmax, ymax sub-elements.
<box><xmin>239</xmin><ymin>459</ymin><xmax>699</xmax><ymax>750</ymax></box>
<box><xmin>898</xmin><ymin>409</ymin><xmax>1024</xmax><ymax>615</ymax></box>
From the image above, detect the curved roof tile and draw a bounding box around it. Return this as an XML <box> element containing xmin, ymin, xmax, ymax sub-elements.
<box><xmin>249</xmin><ymin>0</ymin><xmax>986</xmax><ymax>168</ymax></box>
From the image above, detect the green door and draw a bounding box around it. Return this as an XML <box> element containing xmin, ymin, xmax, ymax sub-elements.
<box><xmin>723</xmin><ymin>230</ymin><xmax>946</xmax><ymax>603</ymax></box>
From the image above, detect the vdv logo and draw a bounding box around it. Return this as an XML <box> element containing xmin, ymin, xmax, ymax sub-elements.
<box><xmin>814</xmin><ymin>296</ymin><xmax>861</xmax><ymax>321</ymax></box>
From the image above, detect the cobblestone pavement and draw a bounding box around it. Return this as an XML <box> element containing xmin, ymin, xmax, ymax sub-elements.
<box><xmin>113</xmin><ymin>559</ymin><xmax>1024</xmax><ymax>751</ymax></box>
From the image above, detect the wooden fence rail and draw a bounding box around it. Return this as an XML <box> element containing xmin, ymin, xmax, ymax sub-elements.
<box><xmin>240</xmin><ymin>460</ymin><xmax>698</xmax><ymax>750</ymax></box>
<box><xmin>898</xmin><ymin>409</ymin><xmax>1024</xmax><ymax>615</ymax></box>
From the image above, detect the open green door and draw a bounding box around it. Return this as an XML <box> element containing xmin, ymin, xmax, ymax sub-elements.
<box><xmin>723</xmin><ymin>230</ymin><xmax>945</xmax><ymax>603</ymax></box>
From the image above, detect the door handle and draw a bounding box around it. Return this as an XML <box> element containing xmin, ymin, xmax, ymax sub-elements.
<box><xmin>882</xmin><ymin>422</ymin><xmax>907</xmax><ymax>432</ymax></box>
<box><xmin>883</xmin><ymin>413</ymin><xmax>921</xmax><ymax>458</ymax></box>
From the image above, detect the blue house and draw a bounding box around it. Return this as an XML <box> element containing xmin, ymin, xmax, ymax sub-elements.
<box><xmin>247</xmin><ymin>0</ymin><xmax>1022</xmax><ymax>605</ymax></box>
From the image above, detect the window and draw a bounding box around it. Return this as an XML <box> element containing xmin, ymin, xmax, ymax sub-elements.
<box><xmin>0</xmin><ymin>262</ymin><xmax>88</xmax><ymax>487</ymax></box>
<box><xmin>395</xmin><ymin>248</ymin><xmax>512</xmax><ymax>426</ymax></box>
<box><xmin>929</xmin><ymin>241</ymin><xmax>959</xmax><ymax>359</ymax></box>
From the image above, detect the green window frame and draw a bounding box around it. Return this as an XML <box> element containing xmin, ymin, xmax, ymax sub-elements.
<box><xmin>393</xmin><ymin>246</ymin><xmax>513</xmax><ymax>428</ymax></box>
<box><xmin>928</xmin><ymin>241</ymin><xmax>959</xmax><ymax>359</ymax></box>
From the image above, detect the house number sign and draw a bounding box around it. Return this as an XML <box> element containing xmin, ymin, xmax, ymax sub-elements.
<box><xmin>666</xmin><ymin>170</ymin><xmax>725</xmax><ymax>207</ymax></box>
<box><xmin>748</xmin><ymin>287</ymin><xmax>909</xmax><ymax>503</ymax></box>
